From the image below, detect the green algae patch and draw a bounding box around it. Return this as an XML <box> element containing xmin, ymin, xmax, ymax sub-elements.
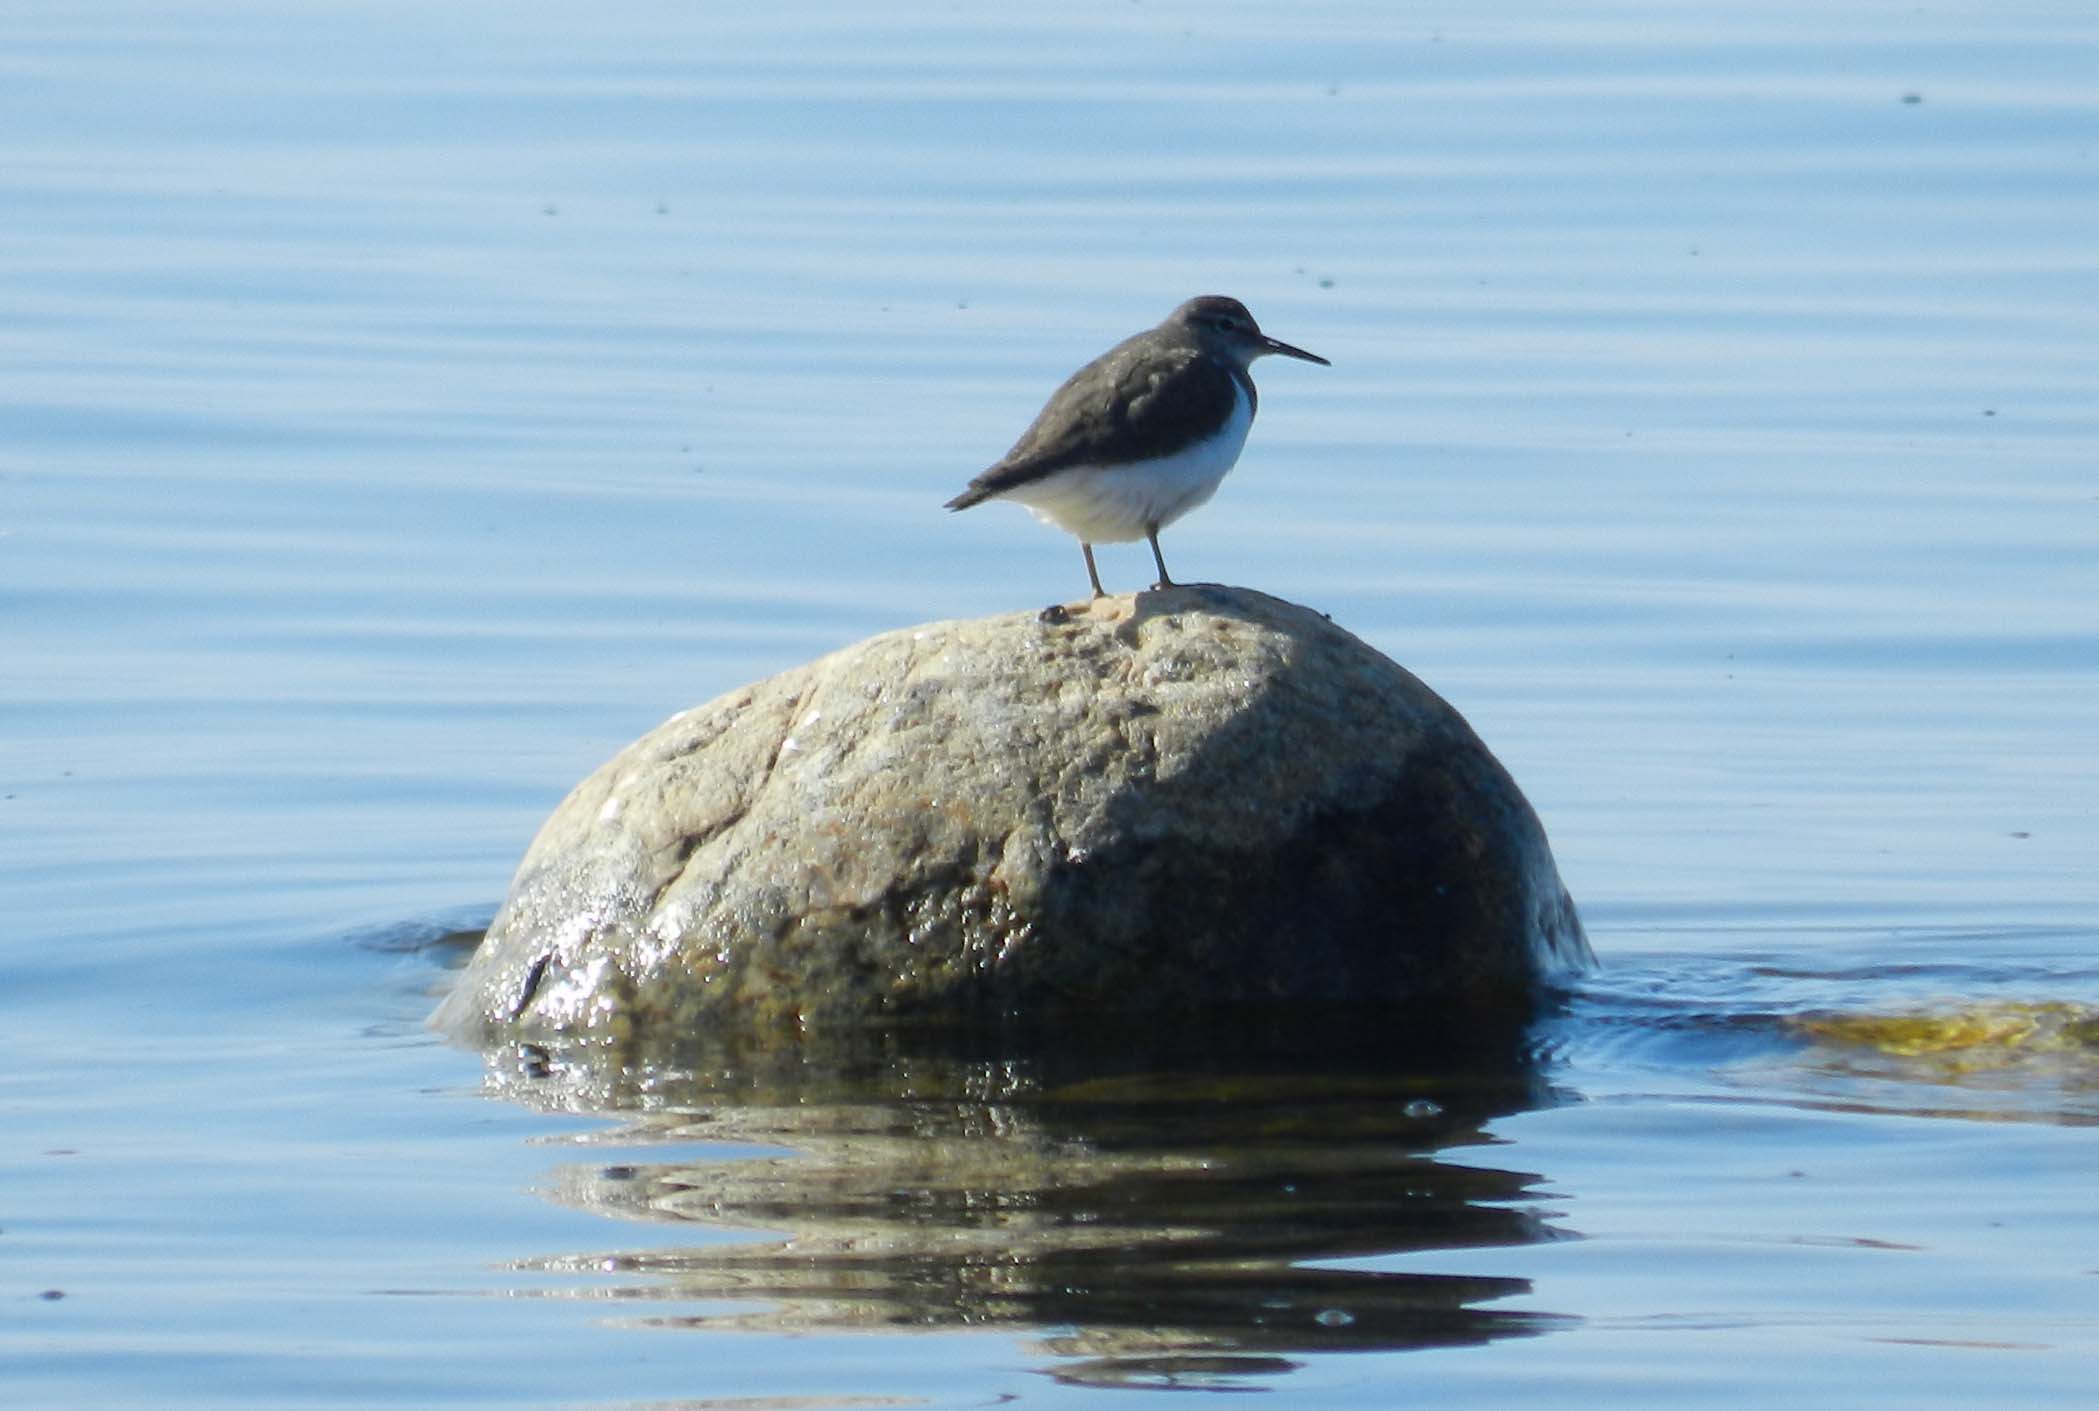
<box><xmin>1793</xmin><ymin>1002</ymin><xmax>2099</xmax><ymax>1069</ymax></box>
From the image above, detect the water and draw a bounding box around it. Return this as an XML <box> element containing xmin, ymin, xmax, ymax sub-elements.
<box><xmin>5</xmin><ymin>1</ymin><xmax>2097</xmax><ymax>1405</ymax></box>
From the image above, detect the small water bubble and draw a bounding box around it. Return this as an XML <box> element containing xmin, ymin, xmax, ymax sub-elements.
<box><xmin>1315</xmin><ymin>1308</ymin><xmax>1355</xmax><ymax>1327</ymax></box>
<box><xmin>1402</xmin><ymin>1098</ymin><xmax>1444</xmax><ymax>1119</ymax></box>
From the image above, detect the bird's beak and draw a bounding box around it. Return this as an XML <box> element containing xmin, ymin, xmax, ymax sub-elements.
<box><xmin>1260</xmin><ymin>334</ymin><xmax>1330</xmax><ymax>366</ymax></box>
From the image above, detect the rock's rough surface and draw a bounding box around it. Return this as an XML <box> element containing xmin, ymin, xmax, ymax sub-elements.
<box><xmin>434</xmin><ymin>586</ymin><xmax>1591</xmax><ymax>1045</ymax></box>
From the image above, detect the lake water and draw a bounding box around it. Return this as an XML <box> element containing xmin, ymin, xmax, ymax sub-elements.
<box><xmin>5</xmin><ymin>1</ymin><xmax>2097</xmax><ymax>1406</ymax></box>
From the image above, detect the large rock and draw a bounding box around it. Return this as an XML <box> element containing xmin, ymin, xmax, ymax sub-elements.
<box><xmin>434</xmin><ymin>586</ymin><xmax>1591</xmax><ymax>1046</ymax></box>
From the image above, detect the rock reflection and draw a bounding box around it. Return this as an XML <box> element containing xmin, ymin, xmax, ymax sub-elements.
<box><xmin>483</xmin><ymin>1021</ymin><xmax>1577</xmax><ymax>1384</ymax></box>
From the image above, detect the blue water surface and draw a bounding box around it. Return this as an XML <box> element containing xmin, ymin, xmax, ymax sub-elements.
<box><xmin>4</xmin><ymin>2</ymin><xmax>2097</xmax><ymax>1407</ymax></box>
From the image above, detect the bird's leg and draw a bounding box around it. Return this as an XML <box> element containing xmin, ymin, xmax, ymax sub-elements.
<box><xmin>1082</xmin><ymin>542</ymin><xmax>1106</xmax><ymax>598</ymax></box>
<box><xmin>1146</xmin><ymin>526</ymin><xmax>1175</xmax><ymax>590</ymax></box>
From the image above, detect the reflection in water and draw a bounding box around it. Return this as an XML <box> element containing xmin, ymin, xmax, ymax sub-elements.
<box><xmin>476</xmin><ymin>1023</ymin><xmax>1578</xmax><ymax>1386</ymax></box>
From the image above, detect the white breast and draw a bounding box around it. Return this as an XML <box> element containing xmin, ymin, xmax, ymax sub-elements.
<box><xmin>999</xmin><ymin>382</ymin><xmax>1255</xmax><ymax>545</ymax></box>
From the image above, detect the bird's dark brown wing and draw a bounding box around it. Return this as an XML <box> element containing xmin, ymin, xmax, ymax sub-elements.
<box><xmin>950</xmin><ymin>333</ymin><xmax>1247</xmax><ymax>504</ymax></box>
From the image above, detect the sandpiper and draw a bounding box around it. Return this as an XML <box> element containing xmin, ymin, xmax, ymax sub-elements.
<box><xmin>945</xmin><ymin>295</ymin><xmax>1328</xmax><ymax>597</ymax></box>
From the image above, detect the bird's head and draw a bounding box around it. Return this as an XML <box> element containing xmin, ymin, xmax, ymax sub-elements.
<box><xmin>1170</xmin><ymin>295</ymin><xmax>1330</xmax><ymax>369</ymax></box>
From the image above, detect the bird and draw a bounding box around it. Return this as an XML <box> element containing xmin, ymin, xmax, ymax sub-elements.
<box><xmin>945</xmin><ymin>295</ymin><xmax>1328</xmax><ymax>598</ymax></box>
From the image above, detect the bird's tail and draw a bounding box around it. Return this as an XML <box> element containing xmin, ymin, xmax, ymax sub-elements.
<box><xmin>944</xmin><ymin>485</ymin><xmax>992</xmax><ymax>511</ymax></box>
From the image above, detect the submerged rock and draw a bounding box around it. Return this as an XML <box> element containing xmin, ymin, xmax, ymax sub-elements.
<box><xmin>434</xmin><ymin>585</ymin><xmax>1590</xmax><ymax>1046</ymax></box>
